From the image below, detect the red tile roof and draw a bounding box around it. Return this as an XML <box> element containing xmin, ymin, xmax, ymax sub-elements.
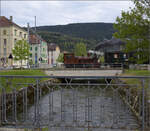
<box><xmin>29</xmin><ymin>34</ymin><xmax>41</xmax><ymax>44</ymax></box>
<box><xmin>0</xmin><ymin>16</ymin><xmax>26</xmax><ymax>32</ymax></box>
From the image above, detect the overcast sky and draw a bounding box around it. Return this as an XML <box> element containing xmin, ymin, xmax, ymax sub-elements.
<box><xmin>1</xmin><ymin>1</ymin><xmax>134</xmax><ymax>27</ymax></box>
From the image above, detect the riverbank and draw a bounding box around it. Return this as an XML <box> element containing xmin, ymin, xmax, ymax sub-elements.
<box><xmin>121</xmin><ymin>70</ymin><xmax>150</xmax><ymax>98</ymax></box>
<box><xmin>0</xmin><ymin>70</ymin><xmax>47</xmax><ymax>92</ymax></box>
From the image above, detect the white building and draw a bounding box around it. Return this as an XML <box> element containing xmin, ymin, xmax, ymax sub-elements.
<box><xmin>47</xmin><ymin>43</ymin><xmax>60</xmax><ymax>67</ymax></box>
<box><xmin>29</xmin><ymin>34</ymin><xmax>48</xmax><ymax>66</ymax></box>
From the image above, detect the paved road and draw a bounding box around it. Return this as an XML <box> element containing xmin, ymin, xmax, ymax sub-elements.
<box><xmin>45</xmin><ymin>70</ymin><xmax>122</xmax><ymax>76</ymax></box>
<box><xmin>26</xmin><ymin>87</ymin><xmax>139</xmax><ymax>131</ymax></box>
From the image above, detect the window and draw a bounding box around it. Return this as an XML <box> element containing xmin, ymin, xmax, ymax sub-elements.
<box><xmin>14</xmin><ymin>30</ymin><xmax>17</xmax><ymax>36</ymax></box>
<box><xmin>24</xmin><ymin>34</ymin><xmax>26</xmax><ymax>39</ymax></box>
<box><xmin>4</xmin><ymin>39</ymin><xmax>7</xmax><ymax>48</ymax></box>
<box><xmin>30</xmin><ymin>54</ymin><xmax>32</xmax><ymax>57</ymax></box>
<box><xmin>14</xmin><ymin>39</ymin><xmax>17</xmax><ymax>44</ymax></box>
<box><xmin>123</xmin><ymin>54</ymin><xmax>126</xmax><ymax>58</ymax></box>
<box><xmin>35</xmin><ymin>47</ymin><xmax>38</xmax><ymax>51</ymax></box>
<box><xmin>114</xmin><ymin>54</ymin><xmax>118</xmax><ymax>59</ymax></box>
<box><xmin>30</xmin><ymin>47</ymin><xmax>32</xmax><ymax>51</ymax></box>
<box><xmin>3</xmin><ymin>30</ymin><xmax>7</xmax><ymax>35</ymax></box>
<box><xmin>20</xmin><ymin>32</ymin><xmax>22</xmax><ymax>37</ymax></box>
<box><xmin>4</xmin><ymin>48</ymin><xmax>7</xmax><ymax>57</ymax></box>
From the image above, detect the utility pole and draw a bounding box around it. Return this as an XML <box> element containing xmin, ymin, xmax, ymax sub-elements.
<box><xmin>0</xmin><ymin>0</ymin><xmax>1</xmax><ymax>68</ymax></box>
<box><xmin>0</xmin><ymin>0</ymin><xmax>1</xmax><ymax>17</ymax></box>
<box><xmin>27</xmin><ymin>23</ymin><xmax>30</xmax><ymax>43</ymax></box>
<box><xmin>27</xmin><ymin>23</ymin><xmax>30</xmax><ymax>68</ymax></box>
<box><xmin>35</xmin><ymin>16</ymin><xmax>36</xmax><ymax>33</ymax></box>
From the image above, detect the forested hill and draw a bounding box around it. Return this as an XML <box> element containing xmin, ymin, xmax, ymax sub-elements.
<box><xmin>36</xmin><ymin>23</ymin><xmax>114</xmax><ymax>42</ymax></box>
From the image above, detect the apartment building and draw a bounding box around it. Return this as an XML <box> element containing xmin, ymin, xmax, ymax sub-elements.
<box><xmin>29</xmin><ymin>34</ymin><xmax>48</xmax><ymax>66</ymax></box>
<box><xmin>0</xmin><ymin>16</ymin><xmax>28</xmax><ymax>67</ymax></box>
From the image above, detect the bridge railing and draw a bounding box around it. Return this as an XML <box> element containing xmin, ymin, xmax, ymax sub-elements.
<box><xmin>64</xmin><ymin>63</ymin><xmax>123</xmax><ymax>70</ymax></box>
<box><xmin>0</xmin><ymin>76</ymin><xmax>149</xmax><ymax>131</ymax></box>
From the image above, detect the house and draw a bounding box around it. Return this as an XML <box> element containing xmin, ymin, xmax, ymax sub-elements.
<box><xmin>95</xmin><ymin>38</ymin><xmax>130</xmax><ymax>64</ymax></box>
<box><xmin>29</xmin><ymin>34</ymin><xmax>48</xmax><ymax>66</ymax></box>
<box><xmin>95</xmin><ymin>38</ymin><xmax>126</xmax><ymax>52</ymax></box>
<box><xmin>47</xmin><ymin>43</ymin><xmax>60</xmax><ymax>66</ymax></box>
<box><xmin>0</xmin><ymin>16</ymin><xmax>28</xmax><ymax>67</ymax></box>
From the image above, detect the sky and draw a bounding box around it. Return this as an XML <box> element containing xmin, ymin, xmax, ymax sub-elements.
<box><xmin>1</xmin><ymin>1</ymin><xmax>134</xmax><ymax>27</ymax></box>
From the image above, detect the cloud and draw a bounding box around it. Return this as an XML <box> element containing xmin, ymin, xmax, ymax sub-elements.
<box><xmin>1</xmin><ymin>1</ymin><xmax>134</xmax><ymax>27</ymax></box>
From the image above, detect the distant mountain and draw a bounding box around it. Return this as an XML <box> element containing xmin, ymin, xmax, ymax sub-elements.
<box><xmin>33</xmin><ymin>23</ymin><xmax>115</xmax><ymax>52</ymax></box>
<box><xmin>36</xmin><ymin>23</ymin><xmax>115</xmax><ymax>42</ymax></box>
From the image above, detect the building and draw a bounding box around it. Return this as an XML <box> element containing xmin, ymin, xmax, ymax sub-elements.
<box><xmin>95</xmin><ymin>38</ymin><xmax>130</xmax><ymax>64</ymax></box>
<box><xmin>0</xmin><ymin>16</ymin><xmax>28</xmax><ymax>67</ymax></box>
<box><xmin>47</xmin><ymin>43</ymin><xmax>60</xmax><ymax>66</ymax></box>
<box><xmin>95</xmin><ymin>38</ymin><xmax>126</xmax><ymax>53</ymax></box>
<box><xmin>29</xmin><ymin>34</ymin><xmax>48</xmax><ymax>66</ymax></box>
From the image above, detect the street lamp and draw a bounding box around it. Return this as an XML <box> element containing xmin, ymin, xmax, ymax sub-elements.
<box><xmin>8</xmin><ymin>54</ymin><xmax>13</xmax><ymax>67</ymax></box>
<box><xmin>39</xmin><ymin>57</ymin><xmax>42</xmax><ymax>62</ymax></box>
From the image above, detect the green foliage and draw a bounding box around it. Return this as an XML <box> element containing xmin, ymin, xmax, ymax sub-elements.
<box><xmin>29</xmin><ymin>59</ymin><xmax>33</xmax><ymax>65</ymax></box>
<box><xmin>12</xmin><ymin>39</ymin><xmax>30</xmax><ymax>67</ymax></box>
<box><xmin>113</xmin><ymin>0</ymin><xmax>150</xmax><ymax>64</ymax></box>
<box><xmin>74</xmin><ymin>43</ymin><xmax>87</xmax><ymax>56</ymax></box>
<box><xmin>56</xmin><ymin>53</ymin><xmax>64</xmax><ymax>63</ymax></box>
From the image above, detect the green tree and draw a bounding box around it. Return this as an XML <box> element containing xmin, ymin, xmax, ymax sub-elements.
<box><xmin>12</xmin><ymin>39</ymin><xmax>30</xmax><ymax>68</ymax></box>
<box><xmin>113</xmin><ymin>0</ymin><xmax>150</xmax><ymax>64</ymax></box>
<box><xmin>74</xmin><ymin>43</ymin><xmax>87</xmax><ymax>56</ymax></box>
<box><xmin>56</xmin><ymin>53</ymin><xmax>64</xmax><ymax>63</ymax></box>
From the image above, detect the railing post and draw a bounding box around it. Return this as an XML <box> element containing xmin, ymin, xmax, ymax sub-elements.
<box><xmin>34</xmin><ymin>79</ymin><xmax>41</xmax><ymax>131</ymax></box>
<box><xmin>142</xmin><ymin>79</ymin><xmax>145</xmax><ymax>131</ymax></box>
<box><xmin>0</xmin><ymin>84</ymin><xmax>1</xmax><ymax>126</ymax></box>
<box><xmin>0</xmin><ymin>79</ymin><xmax>2</xmax><ymax>126</ymax></box>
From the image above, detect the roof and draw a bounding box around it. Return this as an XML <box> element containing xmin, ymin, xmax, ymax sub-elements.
<box><xmin>95</xmin><ymin>38</ymin><xmax>126</xmax><ymax>51</ymax></box>
<box><xmin>48</xmin><ymin>43</ymin><xmax>59</xmax><ymax>51</ymax></box>
<box><xmin>0</xmin><ymin>16</ymin><xmax>27</xmax><ymax>32</ymax></box>
<box><xmin>29</xmin><ymin>34</ymin><xmax>41</xmax><ymax>44</ymax></box>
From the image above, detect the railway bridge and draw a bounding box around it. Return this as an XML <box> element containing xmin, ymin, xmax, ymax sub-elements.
<box><xmin>0</xmin><ymin>75</ymin><xmax>149</xmax><ymax>131</ymax></box>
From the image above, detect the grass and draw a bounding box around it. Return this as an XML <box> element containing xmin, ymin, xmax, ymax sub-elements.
<box><xmin>0</xmin><ymin>69</ymin><xmax>48</xmax><ymax>92</ymax></box>
<box><xmin>121</xmin><ymin>69</ymin><xmax>150</xmax><ymax>99</ymax></box>
<box><xmin>121</xmin><ymin>69</ymin><xmax>150</xmax><ymax>85</ymax></box>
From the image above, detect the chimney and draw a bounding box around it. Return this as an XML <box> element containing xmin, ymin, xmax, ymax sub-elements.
<box><xmin>10</xmin><ymin>16</ymin><xmax>13</xmax><ymax>22</ymax></box>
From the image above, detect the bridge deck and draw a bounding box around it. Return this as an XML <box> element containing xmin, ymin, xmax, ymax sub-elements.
<box><xmin>45</xmin><ymin>69</ymin><xmax>123</xmax><ymax>76</ymax></box>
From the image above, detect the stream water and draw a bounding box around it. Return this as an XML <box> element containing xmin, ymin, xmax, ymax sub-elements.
<box><xmin>24</xmin><ymin>87</ymin><xmax>139</xmax><ymax>131</ymax></box>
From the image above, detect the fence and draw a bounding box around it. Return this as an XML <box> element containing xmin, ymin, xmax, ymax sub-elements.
<box><xmin>0</xmin><ymin>76</ymin><xmax>149</xmax><ymax>131</ymax></box>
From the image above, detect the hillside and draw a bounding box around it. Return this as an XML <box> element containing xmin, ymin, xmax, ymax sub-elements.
<box><xmin>37</xmin><ymin>31</ymin><xmax>96</xmax><ymax>52</ymax></box>
<box><xmin>35</xmin><ymin>23</ymin><xmax>115</xmax><ymax>52</ymax></box>
<box><xmin>37</xmin><ymin>23</ymin><xmax>114</xmax><ymax>42</ymax></box>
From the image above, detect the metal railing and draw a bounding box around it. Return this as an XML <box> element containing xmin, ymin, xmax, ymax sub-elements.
<box><xmin>0</xmin><ymin>76</ymin><xmax>149</xmax><ymax>131</ymax></box>
<box><xmin>0</xmin><ymin>63</ymin><xmax>124</xmax><ymax>70</ymax></box>
<box><xmin>63</xmin><ymin>63</ymin><xmax>123</xmax><ymax>70</ymax></box>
